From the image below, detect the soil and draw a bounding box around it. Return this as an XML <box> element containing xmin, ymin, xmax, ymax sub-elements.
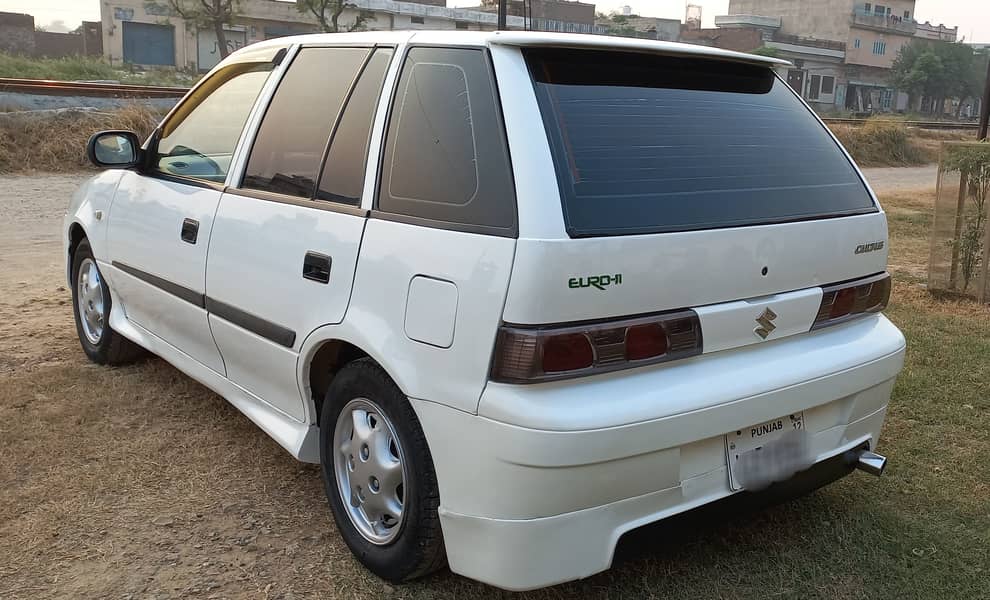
<box><xmin>0</xmin><ymin>168</ymin><xmax>940</xmax><ymax>599</ymax></box>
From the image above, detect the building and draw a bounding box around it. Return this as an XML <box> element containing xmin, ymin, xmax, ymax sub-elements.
<box><xmin>914</xmin><ymin>21</ymin><xmax>957</xmax><ymax>42</ymax></box>
<box><xmin>100</xmin><ymin>0</ymin><xmax>601</xmax><ymax>71</ymax></box>
<box><xmin>707</xmin><ymin>0</ymin><xmax>960</xmax><ymax>113</ymax></box>
<box><xmin>0</xmin><ymin>11</ymin><xmax>102</xmax><ymax>57</ymax></box>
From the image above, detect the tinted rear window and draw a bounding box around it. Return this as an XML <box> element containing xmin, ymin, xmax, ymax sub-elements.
<box><xmin>526</xmin><ymin>49</ymin><xmax>876</xmax><ymax>237</ymax></box>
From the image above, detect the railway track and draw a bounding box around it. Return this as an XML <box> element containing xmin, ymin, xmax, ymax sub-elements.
<box><xmin>0</xmin><ymin>78</ymin><xmax>980</xmax><ymax>132</ymax></box>
<box><xmin>0</xmin><ymin>77</ymin><xmax>188</xmax><ymax>98</ymax></box>
<box><xmin>821</xmin><ymin>117</ymin><xmax>979</xmax><ymax>131</ymax></box>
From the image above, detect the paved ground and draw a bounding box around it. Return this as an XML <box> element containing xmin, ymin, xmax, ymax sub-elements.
<box><xmin>860</xmin><ymin>164</ymin><xmax>939</xmax><ymax>194</ymax></box>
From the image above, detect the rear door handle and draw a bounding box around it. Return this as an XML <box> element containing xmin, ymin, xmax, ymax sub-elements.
<box><xmin>302</xmin><ymin>251</ymin><xmax>331</xmax><ymax>284</ymax></box>
<box><xmin>181</xmin><ymin>218</ymin><xmax>199</xmax><ymax>244</ymax></box>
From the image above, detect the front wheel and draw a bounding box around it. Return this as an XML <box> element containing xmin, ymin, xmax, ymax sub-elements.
<box><xmin>70</xmin><ymin>239</ymin><xmax>144</xmax><ymax>365</ymax></box>
<box><xmin>319</xmin><ymin>358</ymin><xmax>446</xmax><ymax>582</ymax></box>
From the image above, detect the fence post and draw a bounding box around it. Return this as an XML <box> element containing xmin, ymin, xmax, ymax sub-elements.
<box><xmin>949</xmin><ymin>167</ymin><xmax>968</xmax><ymax>290</ymax></box>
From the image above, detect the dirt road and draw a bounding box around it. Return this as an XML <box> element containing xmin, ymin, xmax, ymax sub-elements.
<box><xmin>0</xmin><ymin>169</ymin><xmax>941</xmax><ymax>599</ymax></box>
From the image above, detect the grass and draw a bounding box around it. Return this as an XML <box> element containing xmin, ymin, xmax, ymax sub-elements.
<box><xmin>830</xmin><ymin>120</ymin><xmax>935</xmax><ymax>167</ymax></box>
<box><xmin>0</xmin><ymin>51</ymin><xmax>197</xmax><ymax>86</ymax></box>
<box><xmin>0</xmin><ymin>104</ymin><xmax>162</xmax><ymax>174</ymax></box>
<box><xmin>0</xmin><ymin>182</ymin><xmax>987</xmax><ymax>598</ymax></box>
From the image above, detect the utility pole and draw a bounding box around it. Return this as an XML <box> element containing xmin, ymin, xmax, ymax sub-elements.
<box><xmin>980</xmin><ymin>52</ymin><xmax>990</xmax><ymax>140</ymax></box>
<box><xmin>497</xmin><ymin>0</ymin><xmax>507</xmax><ymax>30</ymax></box>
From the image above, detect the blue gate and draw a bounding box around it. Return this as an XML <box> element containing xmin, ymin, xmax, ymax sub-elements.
<box><xmin>122</xmin><ymin>21</ymin><xmax>175</xmax><ymax>66</ymax></box>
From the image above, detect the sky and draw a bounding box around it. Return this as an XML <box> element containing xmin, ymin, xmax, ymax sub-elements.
<box><xmin>0</xmin><ymin>0</ymin><xmax>987</xmax><ymax>42</ymax></box>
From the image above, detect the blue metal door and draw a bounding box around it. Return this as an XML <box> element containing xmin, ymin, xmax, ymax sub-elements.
<box><xmin>122</xmin><ymin>21</ymin><xmax>175</xmax><ymax>66</ymax></box>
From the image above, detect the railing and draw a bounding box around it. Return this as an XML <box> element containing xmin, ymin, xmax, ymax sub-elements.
<box><xmin>850</xmin><ymin>11</ymin><xmax>917</xmax><ymax>35</ymax></box>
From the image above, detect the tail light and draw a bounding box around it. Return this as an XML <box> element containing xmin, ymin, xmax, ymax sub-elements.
<box><xmin>812</xmin><ymin>272</ymin><xmax>890</xmax><ymax>330</ymax></box>
<box><xmin>491</xmin><ymin>310</ymin><xmax>702</xmax><ymax>383</ymax></box>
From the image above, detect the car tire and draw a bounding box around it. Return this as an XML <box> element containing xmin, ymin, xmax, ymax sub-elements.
<box><xmin>71</xmin><ymin>239</ymin><xmax>145</xmax><ymax>365</ymax></box>
<box><xmin>320</xmin><ymin>358</ymin><xmax>446</xmax><ymax>582</ymax></box>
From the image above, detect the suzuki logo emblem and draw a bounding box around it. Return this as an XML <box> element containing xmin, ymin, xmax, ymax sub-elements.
<box><xmin>754</xmin><ymin>307</ymin><xmax>778</xmax><ymax>340</ymax></box>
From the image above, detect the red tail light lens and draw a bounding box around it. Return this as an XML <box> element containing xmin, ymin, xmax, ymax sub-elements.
<box><xmin>542</xmin><ymin>333</ymin><xmax>594</xmax><ymax>372</ymax></box>
<box><xmin>813</xmin><ymin>272</ymin><xmax>891</xmax><ymax>330</ymax></box>
<box><xmin>491</xmin><ymin>310</ymin><xmax>702</xmax><ymax>384</ymax></box>
<box><xmin>625</xmin><ymin>323</ymin><xmax>668</xmax><ymax>361</ymax></box>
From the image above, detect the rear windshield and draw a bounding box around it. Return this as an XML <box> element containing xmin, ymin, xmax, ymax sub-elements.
<box><xmin>525</xmin><ymin>49</ymin><xmax>876</xmax><ymax>237</ymax></box>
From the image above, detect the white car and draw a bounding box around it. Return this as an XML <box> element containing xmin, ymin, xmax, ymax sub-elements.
<box><xmin>65</xmin><ymin>31</ymin><xmax>905</xmax><ymax>591</ymax></box>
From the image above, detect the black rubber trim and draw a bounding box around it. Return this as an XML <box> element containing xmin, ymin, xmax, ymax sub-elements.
<box><xmin>205</xmin><ymin>297</ymin><xmax>296</xmax><ymax>348</ymax></box>
<box><xmin>369</xmin><ymin>209</ymin><xmax>517</xmax><ymax>237</ymax></box>
<box><xmin>229</xmin><ymin>187</ymin><xmax>368</xmax><ymax>217</ymax></box>
<box><xmin>111</xmin><ymin>261</ymin><xmax>296</xmax><ymax>348</ymax></box>
<box><xmin>112</xmin><ymin>261</ymin><xmax>205</xmax><ymax>308</ymax></box>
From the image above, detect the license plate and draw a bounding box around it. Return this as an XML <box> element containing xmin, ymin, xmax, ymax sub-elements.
<box><xmin>725</xmin><ymin>413</ymin><xmax>810</xmax><ymax>491</ymax></box>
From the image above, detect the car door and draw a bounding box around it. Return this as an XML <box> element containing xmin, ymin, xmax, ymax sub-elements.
<box><xmin>107</xmin><ymin>52</ymin><xmax>281</xmax><ymax>374</ymax></box>
<box><xmin>204</xmin><ymin>46</ymin><xmax>394</xmax><ymax>421</ymax></box>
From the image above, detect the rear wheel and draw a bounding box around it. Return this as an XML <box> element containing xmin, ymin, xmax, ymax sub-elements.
<box><xmin>319</xmin><ymin>358</ymin><xmax>446</xmax><ymax>582</ymax></box>
<box><xmin>71</xmin><ymin>239</ymin><xmax>144</xmax><ymax>365</ymax></box>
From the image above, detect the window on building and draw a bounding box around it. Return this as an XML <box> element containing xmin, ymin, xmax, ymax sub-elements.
<box><xmin>873</xmin><ymin>4</ymin><xmax>885</xmax><ymax>15</ymax></box>
<box><xmin>455</xmin><ymin>21</ymin><xmax>469</xmax><ymax>29</ymax></box>
<box><xmin>316</xmin><ymin>48</ymin><xmax>393</xmax><ymax>205</ymax></box>
<box><xmin>854</xmin><ymin>38</ymin><xmax>861</xmax><ymax>48</ymax></box>
<box><xmin>873</xmin><ymin>40</ymin><xmax>886</xmax><ymax>55</ymax></box>
<box><xmin>242</xmin><ymin>47</ymin><xmax>370</xmax><ymax>198</ymax></box>
<box><xmin>410</xmin><ymin>16</ymin><xmax>425</xmax><ymax>24</ymax></box>
<box><xmin>821</xmin><ymin>76</ymin><xmax>835</xmax><ymax>95</ymax></box>
<box><xmin>378</xmin><ymin>47</ymin><xmax>516</xmax><ymax>234</ymax></box>
<box><xmin>864</xmin><ymin>3</ymin><xmax>871</xmax><ymax>13</ymax></box>
<box><xmin>904</xmin><ymin>10</ymin><xmax>910</xmax><ymax>18</ymax></box>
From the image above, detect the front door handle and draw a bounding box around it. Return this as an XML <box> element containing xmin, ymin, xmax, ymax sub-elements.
<box><xmin>303</xmin><ymin>251</ymin><xmax>331</xmax><ymax>284</ymax></box>
<box><xmin>181</xmin><ymin>218</ymin><xmax>199</xmax><ymax>244</ymax></box>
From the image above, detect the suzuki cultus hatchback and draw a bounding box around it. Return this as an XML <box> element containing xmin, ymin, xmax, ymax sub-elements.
<box><xmin>67</xmin><ymin>31</ymin><xmax>905</xmax><ymax>590</ymax></box>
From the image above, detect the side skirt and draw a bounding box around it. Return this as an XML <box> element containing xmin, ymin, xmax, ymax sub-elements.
<box><xmin>106</xmin><ymin>299</ymin><xmax>320</xmax><ymax>463</ymax></box>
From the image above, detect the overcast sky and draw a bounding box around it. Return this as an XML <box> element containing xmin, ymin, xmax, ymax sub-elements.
<box><xmin>1</xmin><ymin>0</ymin><xmax>987</xmax><ymax>41</ymax></box>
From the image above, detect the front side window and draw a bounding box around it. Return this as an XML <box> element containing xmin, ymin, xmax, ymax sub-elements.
<box><xmin>378</xmin><ymin>47</ymin><xmax>515</xmax><ymax>234</ymax></box>
<box><xmin>155</xmin><ymin>60</ymin><xmax>275</xmax><ymax>183</ymax></box>
<box><xmin>526</xmin><ymin>49</ymin><xmax>876</xmax><ymax>237</ymax></box>
<box><xmin>242</xmin><ymin>47</ymin><xmax>371</xmax><ymax>198</ymax></box>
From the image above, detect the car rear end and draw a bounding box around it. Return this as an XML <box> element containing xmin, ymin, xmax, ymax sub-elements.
<box><xmin>410</xmin><ymin>35</ymin><xmax>905</xmax><ymax>591</ymax></box>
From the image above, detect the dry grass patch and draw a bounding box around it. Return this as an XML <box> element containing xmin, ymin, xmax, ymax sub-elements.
<box><xmin>0</xmin><ymin>177</ymin><xmax>988</xmax><ymax>599</ymax></box>
<box><xmin>830</xmin><ymin>121</ymin><xmax>972</xmax><ymax>168</ymax></box>
<box><xmin>0</xmin><ymin>105</ymin><xmax>162</xmax><ymax>175</ymax></box>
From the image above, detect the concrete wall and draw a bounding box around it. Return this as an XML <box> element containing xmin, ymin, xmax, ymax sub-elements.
<box><xmin>845</xmin><ymin>26</ymin><xmax>911</xmax><ymax>67</ymax></box>
<box><xmin>727</xmin><ymin>0</ymin><xmax>856</xmax><ymax>42</ymax></box>
<box><xmin>679</xmin><ymin>26</ymin><xmax>762</xmax><ymax>51</ymax></box>
<box><xmin>0</xmin><ymin>12</ymin><xmax>35</xmax><ymax>55</ymax></box>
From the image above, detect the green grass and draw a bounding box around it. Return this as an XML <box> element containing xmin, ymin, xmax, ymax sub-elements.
<box><xmin>0</xmin><ymin>52</ymin><xmax>196</xmax><ymax>86</ymax></box>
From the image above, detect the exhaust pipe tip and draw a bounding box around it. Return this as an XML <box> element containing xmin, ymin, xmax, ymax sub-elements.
<box><xmin>845</xmin><ymin>449</ymin><xmax>886</xmax><ymax>477</ymax></box>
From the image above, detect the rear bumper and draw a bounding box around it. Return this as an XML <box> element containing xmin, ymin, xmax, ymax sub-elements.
<box><xmin>411</xmin><ymin>314</ymin><xmax>905</xmax><ymax>590</ymax></box>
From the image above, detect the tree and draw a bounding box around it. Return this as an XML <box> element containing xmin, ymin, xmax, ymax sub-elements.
<box><xmin>146</xmin><ymin>1</ymin><xmax>241</xmax><ymax>60</ymax></box>
<box><xmin>891</xmin><ymin>40</ymin><xmax>986</xmax><ymax>117</ymax></box>
<box><xmin>296</xmin><ymin>0</ymin><xmax>373</xmax><ymax>33</ymax></box>
<box><xmin>750</xmin><ymin>46</ymin><xmax>781</xmax><ymax>58</ymax></box>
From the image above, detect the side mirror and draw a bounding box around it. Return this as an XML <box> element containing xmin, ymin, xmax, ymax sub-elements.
<box><xmin>87</xmin><ymin>130</ymin><xmax>141</xmax><ymax>169</ymax></box>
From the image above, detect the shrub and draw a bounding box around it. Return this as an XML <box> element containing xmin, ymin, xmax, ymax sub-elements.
<box><xmin>831</xmin><ymin>119</ymin><xmax>934</xmax><ymax>167</ymax></box>
<box><xmin>0</xmin><ymin>105</ymin><xmax>163</xmax><ymax>174</ymax></box>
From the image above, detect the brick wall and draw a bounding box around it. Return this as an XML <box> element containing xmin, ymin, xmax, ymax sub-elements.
<box><xmin>679</xmin><ymin>27</ymin><xmax>763</xmax><ymax>52</ymax></box>
<box><xmin>0</xmin><ymin>12</ymin><xmax>36</xmax><ymax>55</ymax></box>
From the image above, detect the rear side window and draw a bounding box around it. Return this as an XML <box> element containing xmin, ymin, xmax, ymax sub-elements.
<box><xmin>242</xmin><ymin>47</ymin><xmax>370</xmax><ymax>198</ymax></box>
<box><xmin>317</xmin><ymin>48</ymin><xmax>393</xmax><ymax>205</ymax></box>
<box><xmin>377</xmin><ymin>47</ymin><xmax>515</xmax><ymax>235</ymax></box>
<box><xmin>526</xmin><ymin>49</ymin><xmax>876</xmax><ymax>237</ymax></box>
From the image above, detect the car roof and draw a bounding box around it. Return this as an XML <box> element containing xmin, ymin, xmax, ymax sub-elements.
<box><xmin>232</xmin><ymin>30</ymin><xmax>790</xmax><ymax>68</ymax></box>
